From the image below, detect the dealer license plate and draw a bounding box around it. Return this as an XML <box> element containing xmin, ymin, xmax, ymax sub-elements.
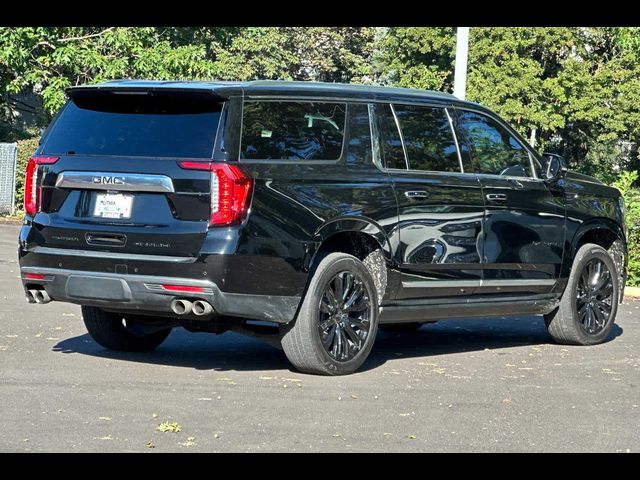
<box><xmin>93</xmin><ymin>193</ymin><xmax>134</xmax><ymax>219</ymax></box>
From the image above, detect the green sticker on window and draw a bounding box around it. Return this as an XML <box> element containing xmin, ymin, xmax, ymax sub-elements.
<box><xmin>261</xmin><ymin>130</ymin><xmax>273</xmax><ymax>138</ymax></box>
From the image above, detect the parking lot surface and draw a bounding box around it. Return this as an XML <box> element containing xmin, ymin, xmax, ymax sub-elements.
<box><xmin>1</xmin><ymin>224</ymin><xmax>638</xmax><ymax>452</ymax></box>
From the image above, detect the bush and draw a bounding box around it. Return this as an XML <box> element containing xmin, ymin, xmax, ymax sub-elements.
<box><xmin>14</xmin><ymin>136</ymin><xmax>40</xmax><ymax>213</ymax></box>
<box><xmin>614</xmin><ymin>171</ymin><xmax>640</xmax><ymax>287</ymax></box>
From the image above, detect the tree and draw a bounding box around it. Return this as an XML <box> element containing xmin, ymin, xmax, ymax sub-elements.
<box><xmin>0</xmin><ymin>27</ymin><xmax>375</xmax><ymax>140</ymax></box>
<box><xmin>374</xmin><ymin>27</ymin><xmax>456</xmax><ymax>90</ymax></box>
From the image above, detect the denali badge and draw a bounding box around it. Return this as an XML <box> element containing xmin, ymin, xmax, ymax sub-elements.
<box><xmin>93</xmin><ymin>175</ymin><xmax>125</xmax><ymax>185</ymax></box>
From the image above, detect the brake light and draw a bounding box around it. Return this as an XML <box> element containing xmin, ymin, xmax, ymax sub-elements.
<box><xmin>178</xmin><ymin>162</ymin><xmax>253</xmax><ymax>227</ymax></box>
<box><xmin>24</xmin><ymin>156</ymin><xmax>59</xmax><ymax>215</ymax></box>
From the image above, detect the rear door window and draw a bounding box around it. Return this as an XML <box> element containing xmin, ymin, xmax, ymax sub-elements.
<box><xmin>240</xmin><ymin>101</ymin><xmax>346</xmax><ymax>160</ymax></box>
<box><xmin>41</xmin><ymin>91</ymin><xmax>223</xmax><ymax>158</ymax></box>
<box><xmin>392</xmin><ymin>104</ymin><xmax>461</xmax><ymax>173</ymax></box>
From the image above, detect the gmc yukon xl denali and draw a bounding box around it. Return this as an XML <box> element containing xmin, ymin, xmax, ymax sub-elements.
<box><xmin>18</xmin><ymin>80</ymin><xmax>628</xmax><ymax>375</ymax></box>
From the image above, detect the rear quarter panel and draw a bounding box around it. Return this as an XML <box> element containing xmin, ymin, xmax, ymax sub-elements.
<box><xmin>229</xmin><ymin>161</ymin><xmax>398</xmax><ymax>296</ymax></box>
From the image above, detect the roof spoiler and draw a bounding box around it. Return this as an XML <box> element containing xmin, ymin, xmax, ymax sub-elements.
<box><xmin>65</xmin><ymin>85</ymin><xmax>227</xmax><ymax>100</ymax></box>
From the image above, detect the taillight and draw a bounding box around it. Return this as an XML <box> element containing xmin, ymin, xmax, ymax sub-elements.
<box><xmin>24</xmin><ymin>156</ymin><xmax>58</xmax><ymax>216</ymax></box>
<box><xmin>178</xmin><ymin>161</ymin><xmax>253</xmax><ymax>227</ymax></box>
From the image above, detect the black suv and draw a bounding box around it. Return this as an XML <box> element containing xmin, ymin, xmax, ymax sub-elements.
<box><xmin>18</xmin><ymin>80</ymin><xmax>628</xmax><ymax>375</ymax></box>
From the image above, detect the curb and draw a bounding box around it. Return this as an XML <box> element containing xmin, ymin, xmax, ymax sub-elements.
<box><xmin>0</xmin><ymin>218</ymin><xmax>22</xmax><ymax>225</ymax></box>
<box><xmin>624</xmin><ymin>286</ymin><xmax>640</xmax><ymax>299</ymax></box>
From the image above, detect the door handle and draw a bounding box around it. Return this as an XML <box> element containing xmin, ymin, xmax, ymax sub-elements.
<box><xmin>486</xmin><ymin>193</ymin><xmax>508</xmax><ymax>202</ymax></box>
<box><xmin>405</xmin><ymin>191</ymin><xmax>429</xmax><ymax>199</ymax></box>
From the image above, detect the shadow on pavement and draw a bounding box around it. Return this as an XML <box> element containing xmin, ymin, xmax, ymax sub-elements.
<box><xmin>52</xmin><ymin>315</ymin><xmax>623</xmax><ymax>374</ymax></box>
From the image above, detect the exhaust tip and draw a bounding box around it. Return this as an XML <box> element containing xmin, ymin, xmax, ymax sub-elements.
<box><xmin>32</xmin><ymin>289</ymin><xmax>51</xmax><ymax>304</ymax></box>
<box><xmin>171</xmin><ymin>299</ymin><xmax>193</xmax><ymax>315</ymax></box>
<box><xmin>192</xmin><ymin>300</ymin><xmax>213</xmax><ymax>316</ymax></box>
<box><xmin>25</xmin><ymin>290</ymin><xmax>36</xmax><ymax>303</ymax></box>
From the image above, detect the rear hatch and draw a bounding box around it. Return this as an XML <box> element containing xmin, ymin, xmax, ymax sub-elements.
<box><xmin>30</xmin><ymin>88</ymin><xmax>224</xmax><ymax>257</ymax></box>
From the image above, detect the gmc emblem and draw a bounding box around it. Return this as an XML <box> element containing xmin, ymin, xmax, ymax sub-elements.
<box><xmin>93</xmin><ymin>176</ymin><xmax>125</xmax><ymax>185</ymax></box>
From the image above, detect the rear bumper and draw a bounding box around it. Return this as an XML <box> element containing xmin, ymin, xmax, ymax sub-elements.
<box><xmin>19</xmin><ymin>266</ymin><xmax>300</xmax><ymax>324</ymax></box>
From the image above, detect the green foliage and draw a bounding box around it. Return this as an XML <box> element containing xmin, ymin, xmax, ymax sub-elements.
<box><xmin>14</xmin><ymin>136</ymin><xmax>39</xmax><ymax>211</ymax></box>
<box><xmin>573</xmin><ymin>141</ymin><xmax>628</xmax><ymax>184</ymax></box>
<box><xmin>375</xmin><ymin>27</ymin><xmax>456</xmax><ymax>90</ymax></box>
<box><xmin>0</xmin><ymin>26</ymin><xmax>374</xmax><ymax>124</ymax></box>
<box><xmin>614</xmin><ymin>171</ymin><xmax>640</xmax><ymax>287</ymax></box>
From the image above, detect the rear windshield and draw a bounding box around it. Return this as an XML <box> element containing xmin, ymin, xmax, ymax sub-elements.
<box><xmin>240</xmin><ymin>101</ymin><xmax>346</xmax><ymax>161</ymax></box>
<box><xmin>41</xmin><ymin>91</ymin><xmax>223</xmax><ymax>158</ymax></box>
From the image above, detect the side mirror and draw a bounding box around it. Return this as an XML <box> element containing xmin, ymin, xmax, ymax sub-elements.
<box><xmin>542</xmin><ymin>153</ymin><xmax>568</xmax><ymax>181</ymax></box>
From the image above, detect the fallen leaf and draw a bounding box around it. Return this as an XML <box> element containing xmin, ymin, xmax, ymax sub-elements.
<box><xmin>146</xmin><ymin>441</ymin><xmax>155</xmax><ymax>449</ymax></box>
<box><xmin>156</xmin><ymin>421</ymin><xmax>181</xmax><ymax>433</ymax></box>
<box><xmin>407</xmin><ymin>435</ymin><xmax>417</xmax><ymax>440</ymax></box>
<box><xmin>99</xmin><ymin>416</ymin><xmax>112</xmax><ymax>421</ymax></box>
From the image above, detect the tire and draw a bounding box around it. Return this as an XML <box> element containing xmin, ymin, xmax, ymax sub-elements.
<box><xmin>81</xmin><ymin>306</ymin><xmax>171</xmax><ymax>352</ymax></box>
<box><xmin>544</xmin><ymin>243</ymin><xmax>620</xmax><ymax>345</ymax></box>
<box><xmin>380</xmin><ymin>322</ymin><xmax>423</xmax><ymax>332</ymax></box>
<box><xmin>281</xmin><ymin>252</ymin><xmax>379</xmax><ymax>375</ymax></box>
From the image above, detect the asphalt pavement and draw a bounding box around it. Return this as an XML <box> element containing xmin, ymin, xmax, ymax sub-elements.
<box><xmin>1</xmin><ymin>224</ymin><xmax>638</xmax><ymax>452</ymax></box>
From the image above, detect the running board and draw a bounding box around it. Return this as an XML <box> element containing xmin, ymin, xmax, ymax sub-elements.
<box><xmin>379</xmin><ymin>296</ymin><xmax>559</xmax><ymax>323</ymax></box>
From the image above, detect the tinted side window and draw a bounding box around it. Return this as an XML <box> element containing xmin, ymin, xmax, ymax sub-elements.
<box><xmin>377</xmin><ymin>104</ymin><xmax>406</xmax><ymax>170</ymax></box>
<box><xmin>456</xmin><ymin>111</ymin><xmax>532</xmax><ymax>177</ymax></box>
<box><xmin>345</xmin><ymin>103</ymin><xmax>372</xmax><ymax>165</ymax></box>
<box><xmin>393</xmin><ymin>104</ymin><xmax>460</xmax><ymax>172</ymax></box>
<box><xmin>241</xmin><ymin>101</ymin><xmax>346</xmax><ymax>160</ymax></box>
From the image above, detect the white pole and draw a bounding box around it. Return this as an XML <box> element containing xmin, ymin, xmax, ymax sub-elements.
<box><xmin>453</xmin><ymin>27</ymin><xmax>469</xmax><ymax>100</ymax></box>
<box><xmin>529</xmin><ymin>128</ymin><xmax>537</xmax><ymax>148</ymax></box>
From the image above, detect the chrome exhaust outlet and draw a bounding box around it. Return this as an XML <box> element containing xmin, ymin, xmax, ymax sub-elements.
<box><xmin>171</xmin><ymin>299</ymin><xmax>193</xmax><ymax>315</ymax></box>
<box><xmin>192</xmin><ymin>300</ymin><xmax>213</xmax><ymax>316</ymax></box>
<box><xmin>26</xmin><ymin>290</ymin><xmax>37</xmax><ymax>303</ymax></box>
<box><xmin>33</xmin><ymin>289</ymin><xmax>51</xmax><ymax>304</ymax></box>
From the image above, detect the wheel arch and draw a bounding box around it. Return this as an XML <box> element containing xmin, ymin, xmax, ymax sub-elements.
<box><xmin>569</xmin><ymin>218</ymin><xmax>626</xmax><ymax>258</ymax></box>
<box><xmin>312</xmin><ymin>217</ymin><xmax>393</xmax><ymax>261</ymax></box>
<box><xmin>307</xmin><ymin>217</ymin><xmax>394</xmax><ymax>301</ymax></box>
<box><xmin>567</xmin><ymin>218</ymin><xmax>627</xmax><ymax>302</ymax></box>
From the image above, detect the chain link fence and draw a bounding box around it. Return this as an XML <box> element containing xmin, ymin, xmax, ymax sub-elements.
<box><xmin>0</xmin><ymin>143</ymin><xmax>18</xmax><ymax>215</ymax></box>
